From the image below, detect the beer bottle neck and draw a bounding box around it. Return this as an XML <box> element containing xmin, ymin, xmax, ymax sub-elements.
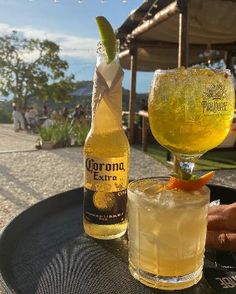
<box><xmin>91</xmin><ymin>44</ymin><xmax>123</xmax><ymax>133</ymax></box>
<box><xmin>91</xmin><ymin>94</ymin><xmax>122</xmax><ymax>133</ymax></box>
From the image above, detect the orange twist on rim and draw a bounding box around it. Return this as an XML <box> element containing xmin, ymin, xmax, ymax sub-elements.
<box><xmin>166</xmin><ymin>171</ymin><xmax>215</xmax><ymax>191</ymax></box>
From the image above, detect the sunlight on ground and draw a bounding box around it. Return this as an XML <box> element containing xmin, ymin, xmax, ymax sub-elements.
<box><xmin>0</xmin><ymin>124</ymin><xmax>37</xmax><ymax>153</ymax></box>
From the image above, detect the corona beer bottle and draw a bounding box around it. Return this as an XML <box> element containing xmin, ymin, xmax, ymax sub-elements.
<box><xmin>83</xmin><ymin>42</ymin><xmax>130</xmax><ymax>239</ymax></box>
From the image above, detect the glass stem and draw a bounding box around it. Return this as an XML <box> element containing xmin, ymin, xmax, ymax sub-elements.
<box><xmin>174</xmin><ymin>155</ymin><xmax>200</xmax><ymax>179</ymax></box>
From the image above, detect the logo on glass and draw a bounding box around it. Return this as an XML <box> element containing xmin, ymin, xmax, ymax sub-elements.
<box><xmin>201</xmin><ymin>83</ymin><xmax>228</xmax><ymax>115</ymax></box>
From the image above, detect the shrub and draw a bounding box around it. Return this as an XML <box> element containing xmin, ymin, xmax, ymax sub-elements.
<box><xmin>38</xmin><ymin>125</ymin><xmax>56</xmax><ymax>142</ymax></box>
<box><xmin>71</xmin><ymin>121</ymin><xmax>90</xmax><ymax>146</ymax></box>
<box><xmin>51</xmin><ymin>121</ymin><xmax>71</xmax><ymax>147</ymax></box>
<box><xmin>0</xmin><ymin>109</ymin><xmax>12</xmax><ymax>123</ymax></box>
<box><xmin>38</xmin><ymin>119</ymin><xmax>90</xmax><ymax>148</ymax></box>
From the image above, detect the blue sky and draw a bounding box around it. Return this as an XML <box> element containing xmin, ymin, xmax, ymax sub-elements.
<box><xmin>0</xmin><ymin>0</ymin><xmax>153</xmax><ymax>93</ymax></box>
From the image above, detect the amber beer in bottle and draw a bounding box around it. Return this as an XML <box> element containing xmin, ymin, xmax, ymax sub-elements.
<box><xmin>83</xmin><ymin>43</ymin><xmax>130</xmax><ymax>239</ymax></box>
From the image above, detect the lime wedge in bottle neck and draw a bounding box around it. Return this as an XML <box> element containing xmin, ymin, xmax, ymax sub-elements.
<box><xmin>96</xmin><ymin>16</ymin><xmax>117</xmax><ymax>64</ymax></box>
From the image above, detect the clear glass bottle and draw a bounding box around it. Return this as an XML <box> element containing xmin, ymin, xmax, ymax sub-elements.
<box><xmin>83</xmin><ymin>42</ymin><xmax>130</xmax><ymax>239</ymax></box>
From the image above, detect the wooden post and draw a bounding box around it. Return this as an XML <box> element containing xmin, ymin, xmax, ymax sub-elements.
<box><xmin>142</xmin><ymin>116</ymin><xmax>148</xmax><ymax>152</ymax></box>
<box><xmin>138</xmin><ymin>111</ymin><xmax>149</xmax><ymax>151</ymax></box>
<box><xmin>128</xmin><ymin>47</ymin><xmax>137</xmax><ymax>144</ymax></box>
<box><xmin>177</xmin><ymin>0</ymin><xmax>189</xmax><ymax>67</ymax></box>
<box><xmin>225</xmin><ymin>50</ymin><xmax>235</xmax><ymax>75</ymax></box>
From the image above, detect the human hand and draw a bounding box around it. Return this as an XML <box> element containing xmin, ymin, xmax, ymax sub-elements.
<box><xmin>206</xmin><ymin>203</ymin><xmax>236</xmax><ymax>251</ymax></box>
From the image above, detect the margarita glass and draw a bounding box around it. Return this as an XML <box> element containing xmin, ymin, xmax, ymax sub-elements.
<box><xmin>148</xmin><ymin>68</ymin><xmax>235</xmax><ymax>175</ymax></box>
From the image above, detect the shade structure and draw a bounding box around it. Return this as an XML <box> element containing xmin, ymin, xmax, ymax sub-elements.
<box><xmin>116</xmin><ymin>0</ymin><xmax>236</xmax><ymax>144</ymax></box>
<box><xmin>117</xmin><ymin>0</ymin><xmax>236</xmax><ymax>71</ymax></box>
<box><xmin>119</xmin><ymin>45</ymin><xmax>225</xmax><ymax>71</ymax></box>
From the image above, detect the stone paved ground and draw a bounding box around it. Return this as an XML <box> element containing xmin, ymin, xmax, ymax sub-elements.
<box><xmin>0</xmin><ymin>123</ymin><xmax>236</xmax><ymax>230</ymax></box>
<box><xmin>0</xmin><ymin>123</ymin><xmax>37</xmax><ymax>152</ymax></box>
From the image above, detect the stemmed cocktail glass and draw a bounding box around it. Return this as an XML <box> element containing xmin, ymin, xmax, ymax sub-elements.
<box><xmin>148</xmin><ymin>68</ymin><xmax>235</xmax><ymax>178</ymax></box>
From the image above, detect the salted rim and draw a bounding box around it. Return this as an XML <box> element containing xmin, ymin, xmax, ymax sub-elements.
<box><xmin>153</xmin><ymin>67</ymin><xmax>232</xmax><ymax>77</ymax></box>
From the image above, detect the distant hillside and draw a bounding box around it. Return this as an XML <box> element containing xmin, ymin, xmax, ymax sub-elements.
<box><xmin>69</xmin><ymin>81</ymin><xmax>147</xmax><ymax>112</ymax></box>
<box><xmin>0</xmin><ymin>81</ymin><xmax>148</xmax><ymax>122</ymax></box>
<box><xmin>70</xmin><ymin>81</ymin><xmax>93</xmax><ymax>97</ymax></box>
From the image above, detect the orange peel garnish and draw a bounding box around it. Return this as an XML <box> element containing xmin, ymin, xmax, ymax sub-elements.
<box><xmin>166</xmin><ymin>171</ymin><xmax>215</xmax><ymax>191</ymax></box>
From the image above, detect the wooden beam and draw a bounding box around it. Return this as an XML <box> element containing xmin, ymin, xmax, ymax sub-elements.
<box><xmin>129</xmin><ymin>1</ymin><xmax>179</xmax><ymax>40</ymax></box>
<box><xmin>178</xmin><ymin>0</ymin><xmax>189</xmax><ymax>67</ymax></box>
<box><xmin>122</xmin><ymin>39</ymin><xmax>236</xmax><ymax>51</ymax></box>
<box><xmin>128</xmin><ymin>48</ymin><xmax>137</xmax><ymax>144</ymax></box>
<box><xmin>130</xmin><ymin>40</ymin><xmax>178</xmax><ymax>49</ymax></box>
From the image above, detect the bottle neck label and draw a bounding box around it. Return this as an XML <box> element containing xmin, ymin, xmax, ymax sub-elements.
<box><xmin>84</xmin><ymin>155</ymin><xmax>128</xmax><ymax>192</ymax></box>
<box><xmin>91</xmin><ymin>66</ymin><xmax>124</xmax><ymax>120</ymax></box>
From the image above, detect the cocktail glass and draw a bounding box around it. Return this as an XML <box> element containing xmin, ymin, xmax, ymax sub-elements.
<box><xmin>148</xmin><ymin>68</ymin><xmax>235</xmax><ymax>176</ymax></box>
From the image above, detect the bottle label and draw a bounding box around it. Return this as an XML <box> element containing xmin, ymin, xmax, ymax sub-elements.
<box><xmin>84</xmin><ymin>188</ymin><xmax>127</xmax><ymax>224</ymax></box>
<box><xmin>84</xmin><ymin>155</ymin><xmax>128</xmax><ymax>225</ymax></box>
<box><xmin>84</xmin><ymin>156</ymin><xmax>128</xmax><ymax>192</ymax></box>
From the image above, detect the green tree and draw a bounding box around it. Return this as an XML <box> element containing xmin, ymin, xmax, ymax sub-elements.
<box><xmin>0</xmin><ymin>31</ymin><xmax>75</xmax><ymax>109</ymax></box>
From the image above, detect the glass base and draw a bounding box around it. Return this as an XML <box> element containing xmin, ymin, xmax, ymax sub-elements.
<box><xmin>129</xmin><ymin>263</ymin><xmax>203</xmax><ymax>290</ymax></box>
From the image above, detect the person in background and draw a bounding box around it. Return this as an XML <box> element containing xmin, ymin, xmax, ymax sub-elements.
<box><xmin>12</xmin><ymin>103</ymin><xmax>26</xmax><ymax>132</ymax></box>
<box><xmin>24</xmin><ymin>107</ymin><xmax>31</xmax><ymax>126</ymax></box>
<box><xmin>62</xmin><ymin>106</ymin><xmax>69</xmax><ymax>120</ymax></box>
<box><xmin>25</xmin><ymin>106</ymin><xmax>39</xmax><ymax>131</ymax></box>
<box><xmin>41</xmin><ymin>110</ymin><xmax>57</xmax><ymax>128</ymax></box>
<box><xmin>43</xmin><ymin>103</ymin><xmax>48</xmax><ymax>117</ymax></box>
<box><xmin>71</xmin><ymin>104</ymin><xmax>85</xmax><ymax>123</ymax></box>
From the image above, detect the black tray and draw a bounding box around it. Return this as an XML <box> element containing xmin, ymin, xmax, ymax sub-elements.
<box><xmin>0</xmin><ymin>185</ymin><xmax>236</xmax><ymax>294</ymax></box>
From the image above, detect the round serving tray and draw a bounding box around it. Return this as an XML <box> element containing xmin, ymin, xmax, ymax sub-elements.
<box><xmin>0</xmin><ymin>185</ymin><xmax>236</xmax><ymax>294</ymax></box>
